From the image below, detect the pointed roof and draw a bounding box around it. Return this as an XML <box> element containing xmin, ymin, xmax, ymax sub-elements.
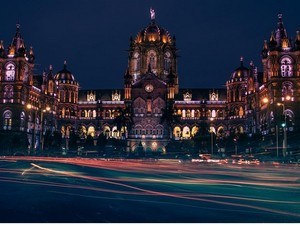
<box><xmin>11</xmin><ymin>23</ymin><xmax>26</xmax><ymax>51</ymax></box>
<box><xmin>275</xmin><ymin>13</ymin><xmax>288</xmax><ymax>47</ymax></box>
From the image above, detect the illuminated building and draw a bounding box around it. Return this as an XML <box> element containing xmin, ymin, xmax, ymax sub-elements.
<box><xmin>0</xmin><ymin>11</ymin><xmax>299</xmax><ymax>153</ymax></box>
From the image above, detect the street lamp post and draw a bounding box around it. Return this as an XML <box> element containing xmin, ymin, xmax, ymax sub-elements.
<box><xmin>40</xmin><ymin>106</ymin><xmax>51</xmax><ymax>154</ymax></box>
<box><xmin>276</xmin><ymin>124</ymin><xmax>279</xmax><ymax>158</ymax></box>
<box><xmin>27</xmin><ymin>103</ymin><xmax>51</xmax><ymax>155</ymax></box>
<box><xmin>210</xmin><ymin>118</ymin><xmax>214</xmax><ymax>155</ymax></box>
<box><xmin>277</xmin><ymin>102</ymin><xmax>287</xmax><ymax>157</ymax></box>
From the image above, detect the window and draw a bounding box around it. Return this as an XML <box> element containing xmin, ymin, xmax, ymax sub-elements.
<box><xmin>87</xmin><ymin>126</ymin><xmax>95</xmax><ymax>137</ymax></box>
<box><xmin>20</xmin><ymin>112</ymin><xmax>25</xmax><ymax>131</ymax></box>
<box><xmin>3</xmin><ymin>110</ymin><xmax>12</xmax><ymax>130</ymax></box>
<box><xmin>281</xmin><ymin>57</ymin><xmax>293</xmax><ymax>77</ymax></box>
<box><xmin>133</xmin><ymin>52</ymin><xmax>140</xmax><ymax>72</ymax></box>
<box><xmin>4</xmin><ymin>85</ymin><xmax>13</xmax><ymax>99</ymax></box>
<box><xmin>282</xmin><ymin>81</ymin><xmax>293</xmax><ymax>99</ymax></box>
<box><xmin>147</xmin><ymin>50</ymin><xmax>157</xmax><ymax>72</ymax></box>
<box><xmin>164</xmin><ymin>52</ymin><xmax>171</xmax><ymax>73</ymax></box>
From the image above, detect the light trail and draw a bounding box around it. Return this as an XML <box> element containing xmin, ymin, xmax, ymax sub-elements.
<box><xmin>22</xmin><ymin>161</ymin><xmax>300</xmax><ymax>219</ymax></box>
<box><xmin>0</xmin><ymin>156</ymin><xmax>299</xmax><ymax>221</ymax></box>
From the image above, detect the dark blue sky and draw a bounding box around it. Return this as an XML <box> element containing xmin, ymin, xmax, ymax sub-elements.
<box><xmin>0</xmin><ymin>0</ymin><xmax>299</xmax><ymax>89</ymax></box>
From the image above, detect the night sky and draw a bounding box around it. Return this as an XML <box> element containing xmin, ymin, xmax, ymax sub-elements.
<box><xmin>0</xmin><ymin>0</ymin><xmax>299</xmax><ymax>90</ymax></box>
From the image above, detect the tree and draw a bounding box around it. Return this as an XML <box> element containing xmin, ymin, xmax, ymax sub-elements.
<box><xmin>192</xmin><ymin>121</ymin><xmax>210</xmax><ymax>153</ymax></box>
<box><xmin>69</xmin><ymin>130</ymin><xmax>79</xmax><ymax>150</ymax></box>
<box><xmin>113</xmin><ymin>107</ymin><xmax>133</xmax><ymax>138</ymax></box>
<box><xmin>84</xmin><ymin>134</ymin><xmax>94</xmax><ymax>150</ymax></box>
<box><xmin>160</xmin><ymin>101</ymin><xmax>181</xmax><ymax>138</ymax></box>
<box><xmin>96</xmin><ymin>132</ymin><xmax>107</xmax><ymax>153</ymax></box>
<box><xmin>52</xmin><ymin>131</ymin><xmax>62</xmax><ymax>150</ymax></box>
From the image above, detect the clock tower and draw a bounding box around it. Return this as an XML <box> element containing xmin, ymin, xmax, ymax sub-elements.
<box><xmin>0</xmin><ymin>23</ymin><xmax>35</xmax><ymax>132</ymax></box>
<box><xmin>125</xmin><ymin>9</ymin><xmax>175</xmax><ymax>152</ymax></box>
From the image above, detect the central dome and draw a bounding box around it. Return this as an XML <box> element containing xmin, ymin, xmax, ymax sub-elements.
<box><xmin>54</xmin><ymin>61</ymin><xmax>75</xmax><ymax>81</ymax></box>
<box><xmin>231</xmin><ymin>57</ymin><xmax>249</xmax><ymax>79</ymax></box>
<box><xmin>135</xmin><ymin>9</ymin><xmax>172</xmax><ymax>44</ymax></box>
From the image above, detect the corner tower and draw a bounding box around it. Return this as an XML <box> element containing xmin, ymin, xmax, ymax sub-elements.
<box><xmin>127</xmin><ymin>8</ymin><xmax>179</xmax><ymax>94</ymax></box>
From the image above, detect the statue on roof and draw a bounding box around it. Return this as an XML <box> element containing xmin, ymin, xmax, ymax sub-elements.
<box><xmin>150</xmin><ymin>7</ymin><xmax>155</xmax><ymax>20</ymax></box>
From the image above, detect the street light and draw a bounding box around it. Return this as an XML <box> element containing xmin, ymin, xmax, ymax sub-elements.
<box><xmin>277</xmin><ymin>102</ymin><xmax>287</xmax><ymax>157</ymax></box>
<box><xmin>40</xmin><ymin>106</ymin><xmax>51</xmax><ymax>154</ymax></box>
<box><xmin>26</xmin><ymin>103</ymin><xmax>51</xmax><ymax>154</ymax></box>
<box><xmin>209</xmin><ymin>118</ymin><xmax>214</xmax><ymax>155</ymax></box>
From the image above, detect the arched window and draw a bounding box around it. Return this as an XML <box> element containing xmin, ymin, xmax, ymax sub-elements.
<box><xmin>191</xmin><ymin>126</ymin><xmax>199</xmax><ymax>137</ymax></box>
<box><xmin>112</xmin><ymin>126</ymin><xmax>119</xmax><ymax>138</ymax></box>
<box><xmin>164</xmin><ymin>52</ymin><xmax>171</xmax><ymax>73</ymax></box>
<box><xmin>239</xmin><ymin>106</ymin><xmax>244</xmax><ymax>117</ymax></box>
<box><xmin>103</xmin><ymin>126</ymin><xmax>111</xmax><ymax>138</ymax></box>
<box><xmin>282</xmin><ymin>81</ymin><xmax>293</xmax><ymax>99</ymax></box>
<box><xmin>60</xmin><ymin>91</ymin><xmax>64</xmax><ymax>102</ymax></box>
<box><xmin>173</xmin><ymin>126</ymin><xmax>181</xmax><ymax>138</ymax></box>
<box><xmin>3</xmin><ymin>110</ymin><xmax>12</xmax><ymax>130</ymax></box>
<box><xmin>211</xmin><ymin>109</ymin><xmax>216</xmax><ymax>118</ymax></box>
<box><xmin>191</xmin><ymin>109</ymin><xmax>195</xmax><ymax>118</ymax></box>
<box><xmin>182</xmin><ymin>109</ymin><xmax>186</xmax><ymax>118</ymax></box>
<box><xmin>132</xmin><ymin>52</ymin><xmax>140</xmax><ymax>73</ymax></box>
<box><xmin>87</xmin><ymin>126</ymin><xmax>95</xmax><ymax>137</ymax></box>
<box><xmin>92</xmin><ymin>110</ymin><xmax>96</xmax><ymax>118</ymax></box>
<box><xmin>79</xmin><ymin>125</ymin><xmax>87</xmax><ymax>139</ymax></box>
<box><xmin>20</xmin><ymin>112</ymin><xmax>25</xmax><ymax>131</ymax></box>
<box><xmin>61</xmin><ymin>126</ymin><xmax>65</xmax><ymax>138</ymax></box>
<box><xmin>4</xmin><ymin>85</ymin><xmax>13</xmax><ymax>99</ymax></box>
<box><xmin>285</xmin><ymin>109</ymin><xmax>295</xmax><ymax>131</ymax></box>
<box><xmin>217</xmin><ymin>126</ymin><xmax>225</xmax><ymax>137</ymax></box>
<box><xmin>281</xmin><ymin>57</ymin><xmax>293</xmax><ymax>77</ymax></box>
<box><xmin>182</xmin><ymin>126</ymin><xmax>190</xmax><ymax>138</ymax></box>
<box><xmin>186</xmin><ymin>109</ymin><xmax>191</xmax><ymax>118</ymax></box>
<box><xmin>147</xmin><ymin>50</ymin><xmax>157</xmax><ymax>72</ymax></box>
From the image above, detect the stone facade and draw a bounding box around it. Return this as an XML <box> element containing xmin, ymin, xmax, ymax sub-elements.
<box><xmin>0</xmin><ymin>12</ymin><xmax>299</xmax><ymax>153</ymax></box>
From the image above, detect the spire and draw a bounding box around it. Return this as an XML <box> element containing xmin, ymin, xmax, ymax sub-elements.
<box><xmin>295</xmin><ymin>31</ymin><xmax>300</xmax><ymax>50</ymax></box>
<box><xmin>269</xmin><ymin>31</ymin><xmax>277</xmax><ymax>50</ymax></box>
<box><xmin>263</xmin><ymin>40</ymin><xmax>268</xmax><ymax>50</ymax></box>
<box><xmin>47</xmin><ymin>65</ymin><xmax>54</xmax><ymax>80</ymax></box>
<box><xmin>29</xmin><ymin>46</ymin><xmax>34</xmax><ymax>55</ymax></box>
<box><xmin>0</xmin><ymin>40</ymin><xmax>4</xmax><ymax>50</ymax></box>
<box><xmin>28</xmin><ymin>46</ymin><xmax>35</xmax><ymax>63</ymax></box>
<box><xmin>240</xmin><ymin>56</ymin><xmax>244</xmax><ymax>67</ymax></box>
<box><xmin>64</xmin><ymin>60</ymin><xmax>67</xmax><ymax>69</ymax></box>
<box><xmin>261</xmin><ymin>40</ymin><xmax>269</xmax><ymax>58</ymax></box>
<box><xmin>124</xmin><ymin>67</ymin><xmax>132</xmax><ymax>84</ymax></box>
<box><xmin>0</xmin><ymin>40</ymin><xmax>6</xmax><ymax>58</ymax></box>
<box><xmin>11</xmin><ymin>22</ymin><xmax>25</xmax><ymax>51</ymax></box>
<box><xmin>275</xmin><ymin>13</ymin><xmax>288</xmax><ymax>46</ymax></box>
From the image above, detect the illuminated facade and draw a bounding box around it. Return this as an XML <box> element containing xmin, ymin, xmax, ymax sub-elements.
<box><xmin>0</xmin><ymin>12</ymin><xmax>299</xmax><ymax>153</ymax></box>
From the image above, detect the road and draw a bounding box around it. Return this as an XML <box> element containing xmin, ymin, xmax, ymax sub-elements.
<box><xmin>0</xmin><ymin>156</ymin><xmax>299</xmax><ymax>222</ymax></box>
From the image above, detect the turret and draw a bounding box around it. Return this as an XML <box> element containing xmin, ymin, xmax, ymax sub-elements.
<box><xmin>124</xmin><ymin>68</ymin><xmax>132</xmax><ymax>100</ymax></box>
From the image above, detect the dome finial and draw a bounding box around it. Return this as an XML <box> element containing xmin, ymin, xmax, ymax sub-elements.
<box><xmin>278</xmin><ymin>13</ymin><xmax>282</xmax><ymax>21</ymax></box>
<box><xmin>150</xmin><ymin>7</ymin><xmax>155</xmax><ymax>21</ymax></box>
<box><xmin>240</xmin><ymin>56</ymin><xmax>244</xmax><ymax>66</ymax></box>
<box><xmin>64</xmin><ymin>60</ymin><xmax>67</xmax><ymax>69</ymax></box>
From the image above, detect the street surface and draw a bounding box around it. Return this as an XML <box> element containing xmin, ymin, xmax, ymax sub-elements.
<box><xmin>0</xmin><ymin>156</ymin><xmax>299</xmax><ymax>222</ymax></box>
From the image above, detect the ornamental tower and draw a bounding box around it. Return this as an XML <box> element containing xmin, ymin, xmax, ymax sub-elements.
<box><xmin>54</xmin><ymin>61</ymin><xmax>79</xmax><ymax>140</ymax></box>
<box><xmin>0</xmin><ymin>23</ymin><xmax>35</xmax><ymax>131</ymax></box>
<box><xmin>260</xmin><ymin>14</ymin><xmax>300</xmax><ymax>136</ymax></box>
<box><xmin>127</xmin><ymin>8</ymin><xmax>179</xmax><ymax>94</ymax></box>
